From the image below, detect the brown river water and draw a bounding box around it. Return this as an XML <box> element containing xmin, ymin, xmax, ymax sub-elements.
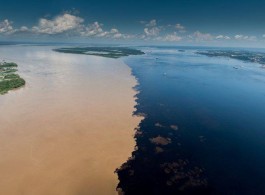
<box><xmin>0</xmin><ymin>45</ymin><xmax>141</xmax><ymax>195</ymax></box>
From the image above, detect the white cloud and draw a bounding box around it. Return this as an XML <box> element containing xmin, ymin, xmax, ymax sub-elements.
<box><xmin>97</xmin><ymin>31</ymin><xmax>108</xmax><ymax>37</ymax></box>
<box><xmin>81</xmin><ymin>24</ymin><xmax>132</xmax><ymax>39</ymax></box>
<box><xmin>20</xmin><ymin>26</ymin><xmax>29</xmax><ymax>32</ymax></box>
<box><xmin>81</xmin><ymin>22</ymin><xmax>103</xmax><ymax>36</ymax></box>
<box><xmin>112</xmin><ymin>33</ymin><xmax>132</xmax><ymax>39</ymax></box>
<box><xmin>0</xmin><ymin>19</ymin><xmax>14</xmax><ymax>34</ymax></box>
<box><xmin>81</xmin><ymin>24</ymin><xmax>130</xmax><ymax>39</ymax></box>
<box><xmin>29</xmin><ymin>13</ymin><xmax>133</xmax><ymax>39</ymax></box>
<box><xmin>216</xmin><ymin>35</ymin><xmax>231</xmax><ymax>40</ymax></box>
<box><xmin>158</xmin><ymin>32</ymin><xmax>182</xmax><ymax>42</ymax></box>
<box><xmin>142</xmin><ymin>21</ymin><xmax>185</xmax><ymax>40</ymax></box>
<box><xmin>234</xmin><ymin>34</ymin><xmax>256</xmax><ymax>41</ymax></box>
<box><xmin>109</xmin><ymin>28</ymin><xmax>129</xmax><ymax>39</ymax></box>
<box><xmin>146</xmin><ymin>19</ymin><xmax>157</xmax><ymax>27</ymax></box>
<box><xmin>143</xmin><ymin>19</ymin><xmax>160</xmax><ymax>37</ymax></box>
<box><xmin>113</xmin><ymin>33</ymin><xmax>123</xmax><ymax>38</ymax></box>
<box><xmin>111</xmin><ymin>29</ymin><xmax>133</xmax><ymax>39</ymax></box>
<box><xmin>2</xmin><ymin>13</ymin><xmax>263</xmax><ymax>44</ymax></box>
<box><xmin>32</xmin><ymin>13</ymin><xmax>84</xmax><ymax>34</ymax></box>
<box><xmin>191</xmin><ymin>31</ymin><xmax>213</xmax><ymax>41</ymax></box>
<box><xmin>234</xmin><ymin>34</ymin><xmax>244</xmax><ymax>40</ymax></box>
<box><xmin>144</xmin><ymin>27</ymin><xmax>160</xmax><ymax>36</ymax></box>
<box><xmin>110</xmin><ymin>28</ymin><xmax>119</xmax><ymax>34</ymax></box>
<box><xmin>175</xmin><ymin>23</ymin><xmax>185</xmax><ymax>32</ymax></box>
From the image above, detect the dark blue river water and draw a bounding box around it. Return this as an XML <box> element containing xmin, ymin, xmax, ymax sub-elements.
<box><xmin>117</xmin><ymin>46</ymin><xmax>265</xmax><ymax>195</ymax></box>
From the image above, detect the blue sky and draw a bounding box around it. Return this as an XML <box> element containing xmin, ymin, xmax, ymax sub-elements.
<box><xmin>0</xmin><ymin>0</ymin><xmax>265</xmax><ymax>47</ymax></box>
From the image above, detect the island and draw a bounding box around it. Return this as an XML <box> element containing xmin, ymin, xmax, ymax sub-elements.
<box><xmin>197</xmin><ymin>50</ymin><xmax>265</xmax><ymax>67</ymax></box>
<box><xmin>0</xmin><ymin>61</ymin><xmax>25</xmax><ymax>94</ymax></box>
<box><xmin>53</xmin><ymin>47</ymin><xmax>145</xmax><ymax>58</ymax></box>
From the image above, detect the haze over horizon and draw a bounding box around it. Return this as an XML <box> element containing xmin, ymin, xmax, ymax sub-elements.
<box><xmin>1</xmin><ymin>0</ymin><xmax>265</xmax><ymax>47</ymax></box>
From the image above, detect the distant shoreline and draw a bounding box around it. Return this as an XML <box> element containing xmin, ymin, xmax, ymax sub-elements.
<box><xmin>53</xmin><ymin>46</ymin><xmax>145</xmax><ymax>58</ymax></box>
